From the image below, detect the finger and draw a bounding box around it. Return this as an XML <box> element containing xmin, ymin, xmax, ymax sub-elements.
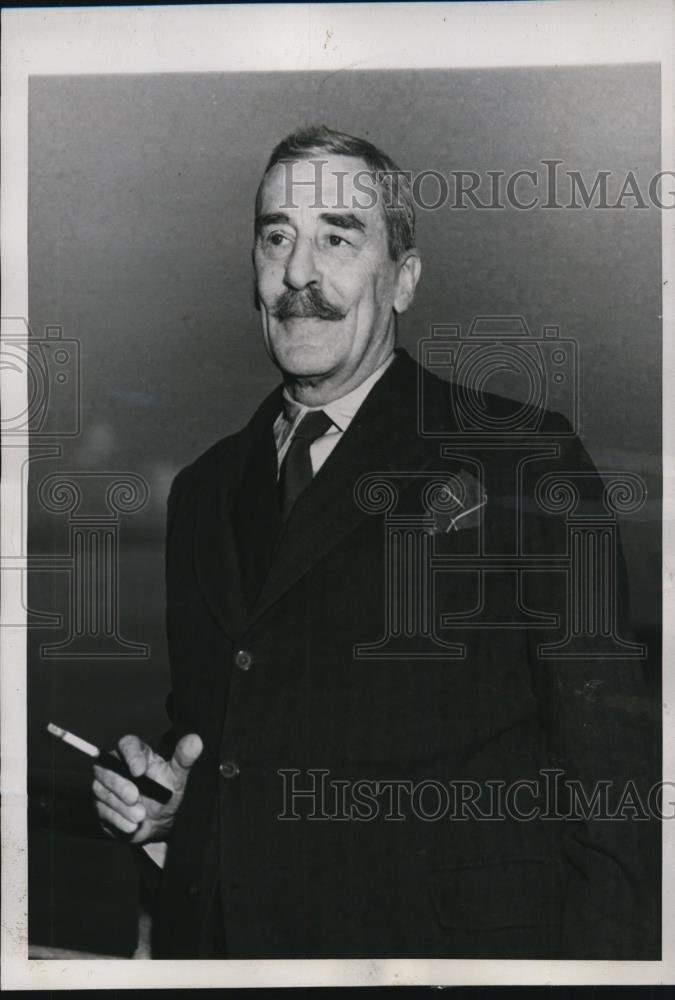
<box><xmin>93</xmin><ymin>778</ymin><xmax>146</xmax><ymax>825</ymax></box>
<box><xmin>96</xmin><ymin>799</ymin><xmax>140</xmax><ymax>836</ymax></box>
<box><xmin>93</xmin><ymin>763</ymin><xmax>141</xmax><ymax>806</ymax></box>
<box><xmin>169</xmin><ymin>733</ymin><xmax>203</xmax><ymax>782</ymax></box>
<box><xmin>117</xmin><ymin>734</ymin><xmax>151</xmax><ymax>779</ymax></box>
<box><xmin>93</xmin><ymin>779</ymin><xmax>146</xmax><ymax>823</ymax></box>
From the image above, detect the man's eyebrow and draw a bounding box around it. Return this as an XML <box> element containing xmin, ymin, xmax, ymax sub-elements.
<box><xmin>255</xmin><ymin>212</ymin><xmax>291</xmax><ymax>233</ymax></box>
<box><xmin>320</xmin><ymin>212</ymin><xmax>366</xmax><ymax>233</ymax></box>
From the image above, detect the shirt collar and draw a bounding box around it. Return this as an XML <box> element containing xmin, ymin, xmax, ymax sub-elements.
<box><xmin>281</xmin><ymin>352</ymin><xmax>395</xmax><ymax>433</ymax></box>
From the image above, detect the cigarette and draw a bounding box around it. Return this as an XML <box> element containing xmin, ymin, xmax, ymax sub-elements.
<box><xmin>46</xmin><ymin>721</ymin><xmax>173</xmax><ymax>804</ymax></box>
<box><xmin>47</xmin><ymin>722</ymin><xmax>99</xmax><ymax>758</ymax></box>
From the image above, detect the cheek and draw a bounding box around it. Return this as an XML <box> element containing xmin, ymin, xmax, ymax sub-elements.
<box><xmin>352</xmin><ymin>268</ymin><xmax>395</xmax><ymax>318</ymax></box>
<box><xmin>333</xmin><ymin>261</ymin><xmax>383</xmax><ymax>309</ymax></box>
<box><xmin>254</xmin><ymin>259</ymin><xmax>283</xmax><ymax>298</ymax></box>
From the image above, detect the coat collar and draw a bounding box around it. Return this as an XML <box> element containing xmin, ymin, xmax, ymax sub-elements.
<box><xmin>194</xmin><ymin>347</ymin><xmax>456</xmax><ymax>637</ymax></box>
<box><xmin>250</xmin><ymin>348</ymin><xmax>450</xmax><ymax>624</ymax></box>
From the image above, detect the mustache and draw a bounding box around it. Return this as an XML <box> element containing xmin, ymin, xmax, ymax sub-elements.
<box><xmin>272</xmin><ymin>286</ymin><xmax>345</xmax><ymax>322</ymax></box>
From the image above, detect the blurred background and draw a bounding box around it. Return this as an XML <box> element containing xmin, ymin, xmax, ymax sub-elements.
<box><xmin>24</xmin><ymin>66</ymin><xmax>661</xmax><ymax>955</ymax></box>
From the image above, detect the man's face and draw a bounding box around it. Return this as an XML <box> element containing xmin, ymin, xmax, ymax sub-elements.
<box><xmin>253</xmin><ymin>153</ymin><xmax>419</xmax><ymax>386</ymax></box>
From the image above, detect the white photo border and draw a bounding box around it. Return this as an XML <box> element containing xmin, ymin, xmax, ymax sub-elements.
<box><xmin>2</xmin><ymin>0</ymin><xmax>673</xmax><ymax>989</ymax></box>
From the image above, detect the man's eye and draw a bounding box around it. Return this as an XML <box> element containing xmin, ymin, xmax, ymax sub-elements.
<box><xmin>327</xmin><ymin>233</ymin><xmax>349</xmax><ymax>247</ymax></box>
<box><xmin>260</xmin><ymin>231</ymin><xmax>293</xmax><ymax>256</ymax></box>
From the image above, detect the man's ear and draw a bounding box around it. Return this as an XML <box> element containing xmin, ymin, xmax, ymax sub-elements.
<box><xmin>393</xmin><ymin>250</ymin><xmax>422</xmax><ymax>314</ymax></box>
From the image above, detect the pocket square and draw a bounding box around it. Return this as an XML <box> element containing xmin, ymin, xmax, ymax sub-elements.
<box><xmin>424</xmin><ymin>469</ymin><xmax>487</xmax><ymax>535</ymax></box>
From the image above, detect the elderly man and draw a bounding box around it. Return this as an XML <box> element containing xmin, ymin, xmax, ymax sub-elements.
<box><xmin>93</xmin><ymin>126</ymin><xmax>658</xmax><ymax>959</ymax></box>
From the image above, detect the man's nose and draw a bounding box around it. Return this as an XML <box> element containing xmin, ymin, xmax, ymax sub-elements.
<box><xmin>284</xmin><ymin>237</ymin><xmax>319</xmax><ymax>290</ymax></box>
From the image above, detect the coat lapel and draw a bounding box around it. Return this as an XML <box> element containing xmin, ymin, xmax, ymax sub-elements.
<box><xmin>193</xmin><ymin>384</ymin><xmax>283</xmax><ymax>639</ymax></box>
<box><xmin>230</xmin><ymin>423</ymin><xmax>282</xmax><ymax>610</ymax></box>
<box><xmin>250</xmin><ymin>349</ymin><xmax>449</xmax><ymax>624</ymax></box>
<box><xmin>193</xmin><ymin>349</ymin><xmax>461</xmax><ymax>636</ymax></box>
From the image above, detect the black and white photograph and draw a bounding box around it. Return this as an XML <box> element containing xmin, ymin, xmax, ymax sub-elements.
<box><xmin>1</xmin><ymin>0</ymin><xmax>673</xmax><ymax>990</ymax></box>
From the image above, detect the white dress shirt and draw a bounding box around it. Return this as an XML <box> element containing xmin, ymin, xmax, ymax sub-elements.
<box><xmin>273</xmin><ymin>352</ymin><xmax>395</xmax><ymax>477</ymax></box>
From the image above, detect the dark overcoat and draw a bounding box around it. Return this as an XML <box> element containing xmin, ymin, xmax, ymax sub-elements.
<box><xmin>151</xmin><ymin>349</ymin><xmax>659</xmax><ymax>959</ymax></box>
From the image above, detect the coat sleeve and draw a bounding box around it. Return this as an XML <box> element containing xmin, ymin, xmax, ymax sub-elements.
<box><xmin>134</xmin><ymin>467</ymin><xmax>199</xmax><ymax>907</ymax></box>
<box><xmin>527</xmin><ymin>418</ymin><xmax>660</xmax><ymax>958</ymax></box>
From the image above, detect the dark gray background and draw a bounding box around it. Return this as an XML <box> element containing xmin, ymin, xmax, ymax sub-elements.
<box><xmin>26</xmin><ymin>67</ymin><xmax>661</xmax><ymax>954</ymax></box>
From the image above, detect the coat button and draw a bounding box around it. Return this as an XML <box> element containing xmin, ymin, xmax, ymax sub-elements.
<box><xmin>219</xmin><ymin>760</ymin><xmax>240</xmax><ymax>780</ymax></box>
<box><xmin>234</xmin><ymin>649</ymin><xmax>253</xmax><ymax>671</ymax></box>
<box><xmin>187</xmin><ymin>883</ymin><xmax>200</xmax><ymax>901</ymax></box>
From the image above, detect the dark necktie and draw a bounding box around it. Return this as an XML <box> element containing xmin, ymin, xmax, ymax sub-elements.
<box><xmin>278</xmin><ymin>409</ymin><xmax>333</xmax><ymax>520</ymax></box>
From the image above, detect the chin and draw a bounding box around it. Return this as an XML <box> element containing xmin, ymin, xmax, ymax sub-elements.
<box><xmin>270</xmin><ymin>328</ymin><xmax>344</xmax><ymax>377</ymax></box>
<box><xmin>276</xmin><ymin>348</ymin><xmax>338</xmax><ymax>378</ymax></box>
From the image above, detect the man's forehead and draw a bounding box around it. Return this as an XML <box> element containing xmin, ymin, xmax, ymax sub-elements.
<box><xmin>258</xmin><ymin>153</ymin><xmax>383</xmax><ymax>219</ymax></box>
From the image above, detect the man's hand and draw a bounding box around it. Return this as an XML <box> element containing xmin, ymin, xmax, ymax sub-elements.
<box><xmin>92</xmin><ymin>732</ymin><xmax>203</xmax><ymax>845</ymax></box>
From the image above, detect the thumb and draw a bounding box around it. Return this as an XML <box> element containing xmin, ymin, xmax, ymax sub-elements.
<box><xmin>169</xmin><ymin>733</ymin><xmax>203</xmax><ymax>785</ymax></box>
